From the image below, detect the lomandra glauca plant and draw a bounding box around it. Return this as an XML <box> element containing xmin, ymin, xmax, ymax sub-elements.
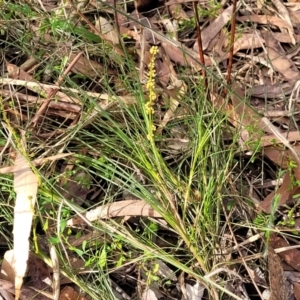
<box><xmin>145</xmin><ymin>46</ymin><xmax>159</xmax><ymax>142</ymax></box>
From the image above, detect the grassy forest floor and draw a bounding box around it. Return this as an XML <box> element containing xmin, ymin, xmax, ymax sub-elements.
<box><xmin>1</xmin><ymin>0</ymin><xmax>300</xmax><ymax>299</ymax></box>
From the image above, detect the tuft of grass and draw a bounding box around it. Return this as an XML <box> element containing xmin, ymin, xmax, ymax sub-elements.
<box><xmin>0</xmin><ymin>1</ymin><xmax>265</xmax><ymax>299</ymax></box>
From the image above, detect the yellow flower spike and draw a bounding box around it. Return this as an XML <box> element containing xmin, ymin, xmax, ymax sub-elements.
<box><xmin>147</xmin><ymin>132</ymin><xmax>154</xmax><ymax>141</ymax></box>
<box><xmin>149</xmin><ymin>46</ymin><xmax>159</xmax><ymax>55</ymax></box>
<box><xmin>146</xmin><ymin>45</ymin><xmax>159</xmax><ymax>141</ymax></box>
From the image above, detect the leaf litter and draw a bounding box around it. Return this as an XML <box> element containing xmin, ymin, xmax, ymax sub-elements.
<box><xmin>2</xmin><ymin>0</ymin><xmax>300</xmax><ymax>299</ymax></box>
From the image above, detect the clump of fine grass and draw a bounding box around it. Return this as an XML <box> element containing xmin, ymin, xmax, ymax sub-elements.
<box><xmin>58</xmin><ymin>50</ymin><xmax>240</xmax><ymax>297</ymax></box>
<box><xmin>0</xmin><ymin>1</ymin><xmax>251</xmax><ymax>299</ymax></box>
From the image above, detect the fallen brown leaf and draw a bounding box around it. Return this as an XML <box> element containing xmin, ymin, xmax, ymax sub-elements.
<box><xmin>237</xmin><ymin>14</ymin><xmax>291</xmax><ymax>29</ymax></box>
<box><xmin>258</xmin><ymin>171</ymin><xmax>300</xmax><ymax>213</ymax></box>
<box><xmin>272</xmin><ymin>0</ymin><xmax>296</xmax><ymax>43</ymax></box>
<box><xmin>232</xmin><ymin>33</ymin><xmax>264</xmax><ymax>54</ymax></box>
<box><xmin>6</xmin><ymin>62</ymin><xmax>34</xmax><ymax>81</ymax></box>
<box><xmin>270</xmin><ymin>234</ymin><xmax>300</xmax><ymax>271</ymax></box>
<box><xmin>260</xmin><ymin>131</ymin><xmax>300</xmax><ymax>146</ymax></box>
<box><xmin>66</xmin><ymin>199</ymin><xmax>162</xmax><ymax>226</ymax></box>
<box><xmin>249</xmin><ymin>83</ymin><xmax>292</xmax><ymax>99</ymax></box>
<box><xmin>154</xmin><ymin>47</ymin><xmax>171</xmax><ymax>87</ymax></box>
<box><xmin>68</xmin><ymin>52</ymin><xmax>116</xmax><ymax>78</ymax></box>
<box><xmin>0</xmin><ymin>250</ymin><xmax>15</xmax><ymax>282</ymax></box>
<box><xmin>294</xmin><ymin>282</ymin><xmax>300</xmax><ymax>300</ymax></box>
<box><xmin>272</xmin><ymin>32</ymin><xmax>300</xmax><ymax>43</ymax></box>
<box><xmin>162</xmin><ymin>41</ymin><xmax>212</xmax><ymax>69</ymax></box>
<box><xmin>260</xmin><ymin>46</ymin><xmax>300</xmax><ymax>81</ymax></box>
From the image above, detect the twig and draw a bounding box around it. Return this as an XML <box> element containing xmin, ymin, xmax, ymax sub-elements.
<box><xmin>193</xmin><ymin>1</ymin><xmax>207</xmax><ymax>89</ymax></box>
<box><xmin>113</xmin><ymin>0</ymin><xmax>121</xmax><ymax>45</ymax></box>
<box><xmin>226</xmin><ymin>0</ymin><xmax>237</xmax><ymax>86</ymax></box>
<box><xmin>0</xmin><ymin>78</ymin><xmax>103</xmax><ymax>99</ymax></box>
<box><xmin>30</xmin><ymin>52</ymin><xmax>83</xmax><ymax>127</ymax></box>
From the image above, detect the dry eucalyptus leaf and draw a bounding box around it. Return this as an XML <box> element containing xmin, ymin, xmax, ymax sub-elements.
<box><xmin>260</xmin><ymin>46</ymin><xmax>300</xmax><ymax>81</ymax></box>
<box><xmin>95</xmin><ymin>17</ymin><xmax>119</xmax><ymax>45</ymax></box>
<box><xmin>233</xmin><ymin>33</ymin><xmax>264</xmax><ymax>54</ymax></box>
<box><xmin>271</xmin><ymin>0</ymin><xmax>296</xmax><ymax>44</ymax></box>
<box><xmin>270</xmin><ymin>234</ymin><xmax>300</xmax><ymax>271</ymax></box>
<box><xmin>237</xmin><ymin>14</ymin><xmax>291</xmax><ymax>29</ymax></box>
<box><xmin>67</xmin><ymin>200</ymin><xmax>162</xmax><ymax>226</ymax></box>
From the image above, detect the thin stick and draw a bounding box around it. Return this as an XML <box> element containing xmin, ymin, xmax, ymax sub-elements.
<box><xmin>30</xmin><ymin>52</ymin><xmax>83</xmax><ymax>127</ymax></box>
<box><xmin>113</xmin><ymin>0</ymin><xmax>121</xmax><ymax>45</ymax></box>
<box><xmin>193</xmin><ymin>1</ymin><xmax>207</xmax><ymax>89</ymax></box>
<box><xmin>226</xmin><ymin>0</ymin><xmax>237</xmax><ymax>85</ymax></box>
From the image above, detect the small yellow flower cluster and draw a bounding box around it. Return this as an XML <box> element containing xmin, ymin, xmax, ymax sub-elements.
<box><xmin>145</xmin><ymin>46</ymin><xmax>159</xmax><ymax>116</ymax></box>
<box><xmin>146</xmin><ymin>124</ymin><xmax>157</xmax><ymax>141</ymax></box>
<box><xmin>145</xmin><ymin>46</ymin><xmax>159</xmax><ymax>142</ymax></box>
